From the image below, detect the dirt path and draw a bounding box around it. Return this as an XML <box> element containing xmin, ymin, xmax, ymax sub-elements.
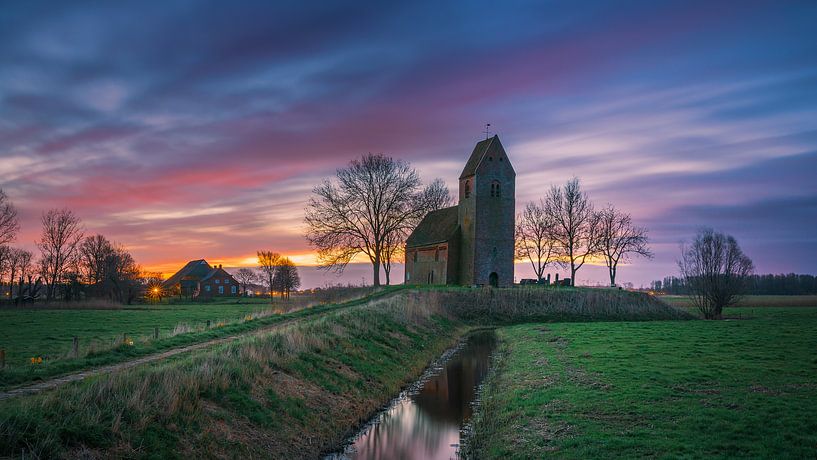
<box><xmin>0</xmin><ymin>303</ymin><xmax>359</xmax><ymax>402</ymax></box>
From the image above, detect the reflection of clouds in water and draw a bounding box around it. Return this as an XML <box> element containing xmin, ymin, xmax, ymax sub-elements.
<box><xmin>350</xmin><ymin>401</ymin><xmax>458</xmax><ymax>460</ymax></box>
<box><xmin>338</xmin><ymin>331</ymin><xmax>496</xmax><ymax>460</ymax></box>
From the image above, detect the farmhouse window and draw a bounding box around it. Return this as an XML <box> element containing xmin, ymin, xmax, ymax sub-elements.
<box><xmin>464</xmin><ymin>180</ymin><xmax>471</xmax><ymax>198</ymax></box>
<box><xmin>231</xmin><ymin>285</ymin><xmax>237</xmax><ymax>294</ymax></box>
<box><xmin>215</xmin><ymin>279</ymin><xmax>220</xmax><ymax>284</ymax></box>
<box><xmin>225</xmin><ymin>279</ymin><xmax>229</xmax><ymax>284</ymax></box>
<box><xmin>205</xmin><ymin>285</ymin><xmax>211</xmax><ymax>292</ymax></box>
<box><xmin>218</xmin><ymin>285</ymin><xmax>224</xmax><ymax>294</ymax></box>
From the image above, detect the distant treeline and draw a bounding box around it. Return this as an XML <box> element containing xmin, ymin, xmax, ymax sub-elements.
<box><xmin>651</xmin><ymin>274</ymin><xmax>817</xmax><ymax>295</ymax></box>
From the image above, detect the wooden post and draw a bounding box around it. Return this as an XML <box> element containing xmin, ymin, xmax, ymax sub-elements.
<box><xmin>72</xmin><ymin>337</ymin><xmax>78</xmax><ymax>358</ymax></box>
<box><xmin>0</xmin><ymin>348</ymin><xmax>5</xmax><ymax>370</ymax></box>
<box><xmin>154</xmin><ymin>326</ymin><xmax>159</xmax><ymax>340</ymax></box>
<box><xmin>206</xmin><ymin>320</ymin><xmax>211</xmax><ymax>329</ymax></box>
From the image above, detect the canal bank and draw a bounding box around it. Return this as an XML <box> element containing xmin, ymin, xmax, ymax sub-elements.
<box><xmin>328</xmin><ymin>330</ymin><xmax>497</xmax><ymax>459</ymax></box>
<box><xmin>0</xmin><ymin>295</ymin><xmax>470</xmax><ymax>459</ymax></box>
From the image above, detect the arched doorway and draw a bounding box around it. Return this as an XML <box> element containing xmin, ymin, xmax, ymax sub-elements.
<box><xmin>489</xmin><ymin>272</ymin><xmax>498</xmax><ymax>287</ymax></box>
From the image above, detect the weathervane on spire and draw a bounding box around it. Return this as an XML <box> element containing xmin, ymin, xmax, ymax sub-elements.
<box><xmin>484</xmin><ymin>123</ymin><xmax>492</xmax><ymax>139</ymax></box>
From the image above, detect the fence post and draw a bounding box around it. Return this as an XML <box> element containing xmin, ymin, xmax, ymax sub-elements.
<box><xmin>154</xmin><ymin>326</ymin><xmax>159</xmax><ymax>340</ymax></box>
<box><xmin>72</xmin><ymin>336</ymin><xmax>79</xmax><ymax>358</ymax></box>
<box><xmin>206</xmin><ymin>320</ymin><xmax>211</xmax><ymax>329</ymax></box>
<box><xmin>0</xmin><ymin>348</ymin><xmax>5</xmax><ymax>370</ymax></box>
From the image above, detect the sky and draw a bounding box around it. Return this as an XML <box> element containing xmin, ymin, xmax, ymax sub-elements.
<box><xmin>1</xmin><ymin>0</ymin><xmax>815</xmax><ymax>288</ymax></box>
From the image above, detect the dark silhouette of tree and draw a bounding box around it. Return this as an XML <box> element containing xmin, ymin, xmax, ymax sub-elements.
<box><xmin>305</xmin><ymin>153</ymin><xmax>448</xmax><ymax>286</ymax></box>
<box><xmin>0</xmin><ymin>189</ymin><xmax>19</xmax><ymax>246</ymax></box>
<box><xmin>380</xmin><ymin>178</ymin><xmax>452</xmax><ymax>284</ymax></box>
<box><xmin>515</xmin><ymin>200</ymin><xmax>558</xmax><ymax>282</ymax></box>
<box><xmin>6</xmin><ymin>247</ymin><xmax>33</xmax><ymax>299</ymax></box>
<box><xmin>235</xmin><ymin>267</ymin><xmax>259</xmax><ymax>296</ymax></box>
<box><xmin>257</xmin><ymin>251</ymin><xmax>281</xmax><ymax>299</ymax></box>
<box><xmin>596</xmin><ymin>204</ymin><xmax>652</xmax><ymax>287</ymax></box>
<box><xmin>80</xmin><ymin>234</ymin><xmax>115</xmax><ymax>287</ymax></box>
<box><xmin>678</xmin><ymin>228</ymin><xmax>754</xmax><ymax>319</ymax></box>
<box><xmin>37</xmin><ymin>209</ymin><xmax>84</xmax><ymax>300</ymax></box>
<box><xmin>273</xmin><ymin>257</ymin><xmax>300</xmax><ymax>299</ymax></box>
<box><xmin>544</xmin><ymin>177</ymin><xmax>599</xmax><ymax>286</ymax></box>
<box><xmin>106</xmin><ymin>248</ymin><xmax>141</xmax><ymax>304</ymax></box>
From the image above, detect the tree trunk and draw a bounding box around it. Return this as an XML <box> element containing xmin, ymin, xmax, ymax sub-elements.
<box><xmin>372</xmin><ymin>260</ymin><xmax>381</xmax><ymax>286</ymax></box>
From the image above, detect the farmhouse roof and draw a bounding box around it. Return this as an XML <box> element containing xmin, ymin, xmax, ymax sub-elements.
<box><xmin>163</xmin><ymin>259</ymin><xmax>212</xmax><ymax>287</ymax></box>
<box><xmin>200</xmin><ymin>266</ymin><xmax>237</xmax><ymax>283</ymax></box>
<box><xmin>406</xmin><ymin>206</ymin><xmax>459</xmax><ymax>248</ymax></box>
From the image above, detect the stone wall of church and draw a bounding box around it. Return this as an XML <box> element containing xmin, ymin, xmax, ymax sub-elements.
<box><xmin>471</xmin><ymin>165</ymin><xmax>515</xmax><ymax>287</ymax></box>
<box><xmin>404</xmin><ymin>243</ymin><xmax>451</xmax><ymax>285</ymax></box>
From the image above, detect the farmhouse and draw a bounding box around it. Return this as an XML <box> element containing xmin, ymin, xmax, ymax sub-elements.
<box><xmin>404</xmin><ymin>135</ymin><xmax>515</xmax><ymax>287</ymax></box>
<box><xmin>163</xmin><ymin>259</ymin><xmax>239</xmax><ymax>298</ymax></box>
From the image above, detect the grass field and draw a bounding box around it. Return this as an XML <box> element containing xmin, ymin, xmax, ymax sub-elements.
<box><xmin>659</xmin><ymin>294</ymin><xmax>817</xmax><ymax>309</ymax></box>
<box><xmin>0</xmin><ymin>300</ymin><xmax>272</xmax><ymax>365</ymax></box>
<box><xmin>465</xmin><ymin>306</ymin><xmax>817</xmax><ymax>458</ymax></box>
<box><xmin>0</xmin><ymin>293</ymin><xmax>465</xmax><ymax>458</ymax></box>
<box><xmin>0</xmin><ymin>288</ymin><xmax>401</xmax><ymax>389</ymax></box>
<box><xmin>0</xmin><ymin>286</ymin><xmax>384</xmax><ymax>369</ymax></box>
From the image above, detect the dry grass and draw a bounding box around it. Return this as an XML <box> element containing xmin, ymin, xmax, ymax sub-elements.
<box><xmin>415</xmin><ymin>286</ymin><xmax>692</xmax><ymax>323</ymax></box>
<box><xmin>0</xmin><ymin>291</ymin><xmax>460</xmax><ymax>459</ymax></box>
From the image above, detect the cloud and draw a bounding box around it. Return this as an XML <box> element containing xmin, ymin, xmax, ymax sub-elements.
<box><xmin>1</xmin><ymin>0</ymin><xmax>815</xmax><ymax>287</ymax></box>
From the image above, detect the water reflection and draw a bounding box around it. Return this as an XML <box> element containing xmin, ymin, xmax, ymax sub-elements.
<box><xmin>331</xmin><ymin>331</ymin><xmax>496</xmax><ymax>460</ymax></box>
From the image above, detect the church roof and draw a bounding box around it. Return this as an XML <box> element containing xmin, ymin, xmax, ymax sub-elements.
<box><xmin>406</xmin><ymin>206</ymin><xmax>459</xmax><ymax>248</ymax></box>
<box><xmin>460</xmin><ymin>134</ymin><xmax>501</xmax><ymax>179</ymax></box>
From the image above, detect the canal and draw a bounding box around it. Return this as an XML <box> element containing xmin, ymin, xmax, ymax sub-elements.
<box><xmin>328</xmin><ymin>330</ymin><xmax>497</xmax><ymax>460</ymax></box>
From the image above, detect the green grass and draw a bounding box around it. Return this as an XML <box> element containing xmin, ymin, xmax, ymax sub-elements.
<box><xmin>660</xmin><ymin>294</ymin><xmax>817</xmax><ymax>309</ymax></box>
<box><xmin>0</xmin><ymin>287</ymin><xmax>403</xmax><ymax>389</ymax></box>
<box><xmin>465</xmin><ymin>307</ymin><xmax>817</xmax><ymax>458</ymax></box>
<box><xmin>0</xmin><ymin>302</ymin><xmax>267</xmax><ymax>364</ymax></box>
<box><xmin>0</xmin><ymin>291</ymin><xmax>464</xmax><ymax>458</ymax></box>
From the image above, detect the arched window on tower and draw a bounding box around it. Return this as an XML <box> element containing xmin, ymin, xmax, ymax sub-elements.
<box><xmin>464</xmin><ymin>180</ymin><xmax>471</xmax><ymax>198</ymax></box>
<box><xmin>490</xmin><ymin>181</ymin><xmax>501</xmax><ymax>197</ymax></box>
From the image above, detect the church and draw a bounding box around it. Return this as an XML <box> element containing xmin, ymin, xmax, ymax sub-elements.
<box><xmin>404</xmin><ymin>135</ymin><xmax>515</xmax><ymax>287</ymax></box>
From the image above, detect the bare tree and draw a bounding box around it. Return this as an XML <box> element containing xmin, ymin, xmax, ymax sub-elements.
<box><xmin>544</xmin><ymin>177</ymin><xmax>598</xmax><ymax>286</ymax></box>
<box><xmin>37</xmin><ymin>209</ymin><xmax>84</xmax><ymax>300</ymax></box>
<box><xmin>235</xmin><ymin>267</ymin><xmax>259</xmax><ymax>296</ymax></box>
<box><xmin>0</xmin><ymin>245</ymin><xmax>10</xmax><ymax>298</ymax></box>
<box><xmin>257</xmin><ymin>251</ymin><xmax>281</xmax><ymax>299</ymax></box>
<box><xmin>79</xmin><ymin>234</ymin><xmax>116</xmax><ymax>287</ymax></box>
<box><xmin>515</xmin><ymin>200</ymin><xmax>558</xmax><ymax>282</ymax></box>
<box><xmin>6</xmin><ymin>247</ymin><xmax>32</xmax><ymax>298</ymax></box>
<box><xmin>105</xmin><ymin>247</ymin><xmax>141</xmax><ymax>304</ymax></box>
<box><xmin>596</xmin><ymin>204</ymin><xmax>653</xmax><ymax>287</ymax></box>
<box><xmin>0</xmin><ymin>189</ymin><xmax>19</xmax><ymax>246</ymax></box>
<box><xmin>273</xmin><ymin>257</ymin><xmax>301</xmax><ymax>299</ymax></box>
<box><xmin>380</xmin><ymin>178</ymin><xmax>452</xmax><ymax>284</ymax></box>
<box><xmin>305</xmin><ymin>153</ymin><xmax>447</xmax><ymax>286</ymax></box>
<box><xmin>678</xmin><ymin>228</ymin><xmax>754</xmax><ymax>319</ymax></box>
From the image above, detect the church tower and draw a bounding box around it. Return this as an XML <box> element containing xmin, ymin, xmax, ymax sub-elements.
<box><xmin>457</xmin><ymin>135</ymin><xmax>516</xmax><ymax>287</ymax></box>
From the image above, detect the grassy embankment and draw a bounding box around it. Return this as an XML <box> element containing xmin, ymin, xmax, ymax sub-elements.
<box><xmin>0</xmin><ymin>287</ymin><xmax>401</xmax><ymax>390</ymax></box>
<box><xmin>660</xmin><ymin>294</ymin><xmax>817</xmax><ymax>309</ymax></box>
<box><xmin>465</xmin><ymin>306</ymin><xmax>817</xmax><ymax>458</ymax></box>
<box><xmin>0</xmin><ymin>287</ymin><xmax>684</xmax><ymax>458</ymax></box>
